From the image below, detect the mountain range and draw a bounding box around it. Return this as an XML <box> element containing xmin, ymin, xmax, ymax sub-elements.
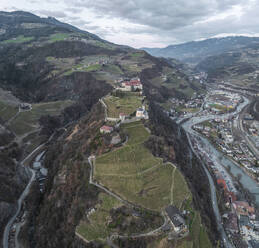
<box><xmin>142</xmin><ymin>36</ymin><xmax>259</xmax><ymax>65</ymax></box>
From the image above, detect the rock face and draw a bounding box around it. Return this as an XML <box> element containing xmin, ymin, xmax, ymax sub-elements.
<box><xmin>29</xmin><ymin>103</ymin><xmax>105</xmax><ymax>248</ymax></box>
<box><xmin>0</xmin><ymin>139</ymin><xmax>30</xmax><ymax>244</ymax></box>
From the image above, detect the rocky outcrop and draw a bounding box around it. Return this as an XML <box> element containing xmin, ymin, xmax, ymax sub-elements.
<box><xmin>0</xmin><ymin>141</ymin><xmax>30</xmax><ymax>244</ymax></box>
<box><xmin>21</xmin><ymin>102</ymin><xmax>105</xmax><ymax>248</ymax></box>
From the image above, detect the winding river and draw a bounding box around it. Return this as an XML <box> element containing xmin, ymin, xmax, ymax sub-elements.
<box><xmin>182</xmin><ymin>96</ymin><xmax>259</xmax><ymax>204</ymax></box>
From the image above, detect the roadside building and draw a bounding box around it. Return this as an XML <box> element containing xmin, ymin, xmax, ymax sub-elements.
<box><xmin>119</xmin><ymin>78</ymin><xmax>143</xmax><ymax>92</ymax></box>
<box><xmin>20</xmin><ymin>103</ymin><xmax>31</xmax><ymax>111</ymax></box>
<box><xmin>165</xmin><ymin>205</ymin><xmax>187</xmax><ymax>233</ymax></box>
<box><xmin>233</xmin><ymin>201</ymin><xmax>256</xmax><ymax>220</ymax></box>
<box><xmin>40</xmin><ymin>167</ymin><xmax>48</xmax><ymax>177</ymax></box>
<box><xmin>33</xmin><ymin>161</ymin><xmax>41</xmax><ymax>170</ymax></box>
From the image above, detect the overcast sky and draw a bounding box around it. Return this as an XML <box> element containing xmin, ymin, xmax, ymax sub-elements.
<box><xmin>1</xmin><ymin>0</ymin><xmax>259</xmax><ymax>48</ymax></box>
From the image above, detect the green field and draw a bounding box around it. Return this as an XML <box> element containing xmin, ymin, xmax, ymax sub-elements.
<box><xmin>85</xmin><ymin>64</ymin><xmax>102</xmax><ymax>72</ymax></box>
<box><xmin>209</xmin><ymin>103</ymin><xmax>232</xmax><ymax>112</ymax></box>
<box><xmin>9</xmin><ymin>100</ymin><xmax>73</xmax><ymax>136</ymax></box>
<box><xmin>95</xmin><ymin>122</ymin><xmax>190</xmax><ymax>211</ymax></box>
<box><xmin>104</xmin><ymin>94</ymin><xmax>142</xmax><ymax>118</ymax></box>
<box><xmin>2</xmin><ymin>35</ymin><xmax>34</xmax><ymax>44</ymax></box>
<box><xmin>64</xmin><ymin>63</ymin><xmax>103</xmax><ymax>76</ymax></box>
<box><xmin>49</xmin><ymin>33</ymin><xmax>71</xmax><ymax>42</ymax></box>
<box><xmin>0</xmin><ymin>101</ymin><xmax>18</xmax><ymax>121</ymax></box>
<box><xmin>103</xmin><ymin>64</ymin><xmax>123</xmax><ymax>75</ymax></box>
<box><xmin>130</xmin><ymin>52</ymin><xmax>145</xmax><ymax>58</ymax></box>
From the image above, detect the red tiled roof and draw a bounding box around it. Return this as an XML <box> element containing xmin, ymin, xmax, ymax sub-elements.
<box><xmin>233</xmin><ymin>201</ymin><xmax>255</xmax><ymax>214</ymax></box>
<box><xmin>217</xmin><ymin>178</ymin><xmax>227</xmax><ymax>190</ymax></box>
<box><xmin>123</xmin><ymin>80</ymin><xmax>141</xmax><ymax>86</ymax></box>
<box><xmin>100</xmin><ymin>125</ymin><xmax>113</xmax><ymax>131</ymax></box>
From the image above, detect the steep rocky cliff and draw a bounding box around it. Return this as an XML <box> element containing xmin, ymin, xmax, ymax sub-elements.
<box><xmin>1</xmin><ymin>10</ymin><xmax>216</xmax><ymax>248</ymax></box>
<box><xmin>22</xmin><ymin>103</ymin><xmax>104</xmax><ymax>247</ymax></box>
<box><xmin>0</xmin><ymin>135</ymin><xmax>30</xmax><ymax>244</ymax></box>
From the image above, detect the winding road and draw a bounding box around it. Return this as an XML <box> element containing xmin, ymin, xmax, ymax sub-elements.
<box><xmin>2</xmin><ymin>143</ymin><xmax>46</xmax><ymax>248</ymax></box>
<box><xmin>2</xmin><ymin>169</ymin><xmax>35</xmax><ymax>248</ymax></box>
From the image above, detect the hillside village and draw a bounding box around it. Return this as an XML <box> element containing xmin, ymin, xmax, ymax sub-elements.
<box><xmin>193</xmin><ymin>117</ymin><xmax>259</xmax><ymax>180</ymax></box>
<box><xmin>99</xmin><ymin>78</ymin><xmax>148</xmax><ymax>133</ymax></box>
<box><xmin>184</xmin><ymin>88</ymin><xmax>259</xmax><ymax>247</ymax></box>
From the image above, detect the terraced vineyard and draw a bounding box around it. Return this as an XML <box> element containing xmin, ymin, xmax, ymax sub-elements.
<box><xmin>95</xmin><ymin>122</ymin><xmax>190</xmax><ymax>211</ymax></box>
<box><xmin>104</xmin><ymin>94</ymin><xmax>142</xmax><ymax>118</ymax></box>
<box><xmin>9</xmin><ymin>100</ymin><xmax>73</xmax><ymax>136</ymax></box>
<box><xmin>76</xmin><ymin>121</ymin><xmax>212</xmax><ymax>247</ymax></box>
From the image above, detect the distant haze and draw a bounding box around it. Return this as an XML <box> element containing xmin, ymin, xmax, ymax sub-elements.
<box><xmin>1</xmin><ymin>0</ymin><xmax>259</xmax><ymax>48</ymax></box>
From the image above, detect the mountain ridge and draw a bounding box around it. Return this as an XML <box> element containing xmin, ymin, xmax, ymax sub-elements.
<box><xmin>0</xmin><ymin>11</ymin><xmax>213</xmax><ymax>248</ymax></box>
<box><xmin>142</xmin><ymin>36</ymin><xmax>259</xmax><ymax>65</ymax></box>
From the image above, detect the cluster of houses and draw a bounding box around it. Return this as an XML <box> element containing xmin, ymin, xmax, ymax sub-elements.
<box><xmin>192</xmin><ymin>134</ymin><xmax>238</xmax><ymax>203</ymax></box>
<box><xmin>32</xmin><ymin>151</ymin><xmax>48</xmax><ymax>193</ymax></box>
<box><xmin>100</xmin><ymin>78</ymin><xmax>148</xmax><ymax>135</ymax></box>
<box><xmin>224</xmin><ymin>201</ymin><xmax>259</xmax><ymax>247</ymax></box>
<box><xmin>169</xmin><ymin>95</ymin><xmax>204</xmax><ymax>118</ymax></box>
<box><xmin>194</xmin><ymin>118</ymin><xmax>259</xmax><ymax>179</ymax></box>
<box><xmin>71</xmin><ymin>56</ymin><xmax>111</xmax><ymax>72</ymax></box>
<box><xmin>100</xmin><ymin>104</ymin><xmax>149</xmax><ymax>135</ymax></box>
<box><xmin>189</xmin><ymin>71</ymin><xmax>208</xmax><ymax>84</ymax></box>
<box><xmin>115</xmin><ymin>78</ymin><xmax>143</xmax><ymax>94</ymax></box>
<box><xmin>219</xmin><ymin>83</ymin><xmax>259</xmax><ymax>98</ymax></box>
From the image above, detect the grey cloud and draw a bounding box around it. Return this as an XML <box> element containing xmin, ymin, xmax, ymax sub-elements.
<box><xmin>65</xmin><ymin>7</ymin><xmax>83</xmax><ymax>14</ymax></box>
<box><xmin>37</xmin><ymin>9</ymin><xmax>67</xmax><ymax>18</ymax></box>
<box><xmin>44</xmin><ymin>0</ymin><xmax>259</xmax><ymax>47</ymax></box>
<box><xmin>63</xmin><ymin>0</ymin><xmax>246</xmax><ymax>30</ymax></box>
<box><xmin>84</xmin><ymin>25</ymin><xmax>100</xmax><ymax>30</ymax></box>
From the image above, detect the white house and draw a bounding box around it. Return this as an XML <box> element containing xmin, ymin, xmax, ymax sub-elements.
<box><xmin>136</xmin><ymin>106</ymin><xmax>149</xmax><ymax>119</ymax></box>
<box><xmin>119</xmin><ymin>113</ymin><xmax>127</xmax><ymax>122</ymax></box>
